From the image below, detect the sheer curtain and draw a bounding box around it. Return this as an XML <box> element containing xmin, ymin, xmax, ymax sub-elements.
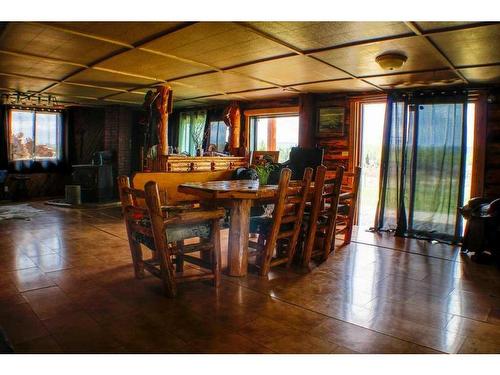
<box><xmin>375</xmin><ymin>91</ymin><xmax>468</xmax><ymax>243</ymax></box>
<box><xmin>177</xmin><ymin>110</ymin><xmax>207</xmax><ymax>155</ymax></box>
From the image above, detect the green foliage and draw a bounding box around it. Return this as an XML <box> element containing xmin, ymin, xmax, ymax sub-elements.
<box><xmin>253</xmin><ymin>163</ymin><xmax>278</xmax><ymax>185</ymax></box>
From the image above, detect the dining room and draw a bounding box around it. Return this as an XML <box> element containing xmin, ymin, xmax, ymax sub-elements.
<box><xmin>1</xmin><ymin>2</ymin><xmax>500</xmax><ymax>373</ymax></box>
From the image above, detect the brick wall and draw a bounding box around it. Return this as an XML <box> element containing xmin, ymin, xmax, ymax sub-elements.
<box><xmin>104</xmin><ymin>106</ymin><xmax>132</xmax><ymax>177</ymax></box>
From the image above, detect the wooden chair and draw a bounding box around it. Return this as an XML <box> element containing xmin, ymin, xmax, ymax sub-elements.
<box><xmin>301</xmin><ymin>166</ymin><xmax>344</xmax><ymax>267</ymax></box>
<box><xmin>249</xmin><ymin>167</ymin><xmax>313</xmax><ymax>276</ymax></box>
<box><xmin>335</xmin><ymin>166</ymin><xmax>361</xmax><ymax>244</ymax></box>
<box><xmin>117</xmin><ymin>176</ymin><xmax>225</xmax><ymax>297</ymax></box>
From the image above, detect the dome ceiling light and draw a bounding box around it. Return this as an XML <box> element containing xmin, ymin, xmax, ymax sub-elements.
<box><xmin>375</xmin><ymin>53</ymin><xmax>408</xmax><ymax>71</ymax></box>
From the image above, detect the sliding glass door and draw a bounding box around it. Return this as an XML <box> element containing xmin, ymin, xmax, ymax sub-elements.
<box><xmin>376</xmin><ymin>92</ymin><xmax>470</xmax><ymax>243</ymax></box>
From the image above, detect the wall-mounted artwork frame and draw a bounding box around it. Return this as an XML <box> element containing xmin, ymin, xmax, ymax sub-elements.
<box><xmin>316</xmin><ymin>106</ymin><xmax>345</xmax><ymax>137</ymax></box>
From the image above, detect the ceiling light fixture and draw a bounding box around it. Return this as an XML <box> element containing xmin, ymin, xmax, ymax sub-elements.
<box><xmin>375</xmin><ymin>53</ymin><xmax>408</xmax><ymax>71</ymax></box>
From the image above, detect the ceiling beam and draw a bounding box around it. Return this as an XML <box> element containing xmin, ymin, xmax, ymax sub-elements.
<box><xmin>403</xmin><ymin>21</ymin><xmax>469</xmax><ymax>84</ymax></box>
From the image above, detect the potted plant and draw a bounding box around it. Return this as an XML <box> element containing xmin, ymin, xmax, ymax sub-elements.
<box><xmin>253</xmin><ymin>162</ymin><xmax>277</xmax><ymax>185</ymax></box>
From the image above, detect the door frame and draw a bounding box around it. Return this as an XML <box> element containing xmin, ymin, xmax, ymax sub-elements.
<box><xmin>349</xmin><ymin>94</ymin><xmax>387</xmax><ymax>226</ymax></box>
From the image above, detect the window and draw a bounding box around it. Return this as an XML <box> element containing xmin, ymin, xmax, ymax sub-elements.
<box><xmin>208</xmin><ymin>121</ymin><xmax>228</xmax><ymax>152</ymax></box>
<box><xmin>9</xmin><ymin>109</ymin><xmax>62</xmax><ymax>161</ymax></box>
<box><xmin>249</xmin><ymin>115</ymin><xmax>299</xmax><ymax>163</ymax></box>
<box><xmin>178</xmin><ymin>110</ymin><xmax>207</xmax><ymax>155</ymax></box>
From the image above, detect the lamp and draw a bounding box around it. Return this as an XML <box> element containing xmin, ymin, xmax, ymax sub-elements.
<box><xmin>375</xmin><ymin>53</ymin><xmax>407</xmax><ymax>71</ymax></box>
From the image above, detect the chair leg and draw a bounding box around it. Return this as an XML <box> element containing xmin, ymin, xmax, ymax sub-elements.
<box><xmin>344</xmin><ymin>217</ymin><xmax>353</xmax><ymax>244</ymax></box>
<box><xmin>127</xmin><ymin>237</ymin><xmax>145</xmax><ymax>279</ymax></box>
<box><xmin>322</xmin><ymin>220</ymin><xmax>336</xmax><ymax>262</ymax></box>
<box><xmin>175</xmin><ymin>240</ymin><xmax>184</xmax><ymax>272</ymax></box>
<box><xmin>255</xmin><ymin>234</ymin><xmax>265</xmax><ymax>267</ymax></box>
<box><xmin>259</xmin><ymin>239</ymin><xmax>275</xmax><ymax>277</ymax></box>
<box><xmin>157</xmin><ymin>244</ymin><xmax>177</xmax><ymax>298</ymax></box>
<box><xmin>211</xmin><ymin>220</ymin><xmax>221</xmax><ymax>288</ymax></box>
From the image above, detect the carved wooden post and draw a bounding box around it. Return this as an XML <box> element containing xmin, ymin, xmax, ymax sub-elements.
<box><xmin>223</xmin><ymin>101</ymin><xmax>241</xmax><ymax>156</ymax></box>
<box><xmin>155</xmin><ymin>85</ymin><xmax>173</xmax><ymax>156</ymax></box>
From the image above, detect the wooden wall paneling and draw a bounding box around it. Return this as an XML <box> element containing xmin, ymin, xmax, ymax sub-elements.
<box><xmin>470</xmin><ymin>91</ymin><xmax>488</xmax><ymax>198</ymax></box>
<box><xmin>298</xmin><ymin>93</ymin><xmax>315</xmax><ymax>148</ymax></box>
<box><xmin>315</xmin><ymin>96</ymin><xmax>351</xmax><ymax>176</ymax></box>
<box><xmin>485</xmin><ymin>90</ymin><xmax>500</xmax><ymax>197</ymax></box>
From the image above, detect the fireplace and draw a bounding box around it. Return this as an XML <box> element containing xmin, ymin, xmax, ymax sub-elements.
<box><xmin>71</xmin><ymin>151</ymin><xmax>114</xmax><ymax>203</ymax></box>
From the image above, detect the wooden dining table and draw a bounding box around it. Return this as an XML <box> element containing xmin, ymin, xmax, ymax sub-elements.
<box><xmin>178</xmin><ymin>180</ymin><xmax>278</xmax><ymax>277</ymax></box>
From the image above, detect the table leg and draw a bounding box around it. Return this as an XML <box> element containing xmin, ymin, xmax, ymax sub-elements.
<box><xmin>227</xmin><ymin>199</ymin><xmax>251</xmax><ymax>276</ymax></box>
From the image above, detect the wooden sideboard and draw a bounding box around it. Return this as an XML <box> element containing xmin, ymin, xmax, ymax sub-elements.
<box><xmin>145</xmin><ymin>155</ymin><xmax>248</xmax><ymax>172</ymax></box>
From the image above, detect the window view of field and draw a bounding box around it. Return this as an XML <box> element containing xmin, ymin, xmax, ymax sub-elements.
<box><xmin>358</xmin><ymin>103</ymin><xmax>386</xmax><ymax>228</ymax></box>
<box><xmin>10</xmin><ymin>110</ymin><xmax>59</xmax><ymax>161</ymax></box>
<box><xmin>252</xmin><ymin>116</ymin><xmax>299</xmax><ymax>163</ymax></box>
<box><xmin>360</xmin><ymin>102</ymin><xmax>475</xmax><ymax>237</ymax></box>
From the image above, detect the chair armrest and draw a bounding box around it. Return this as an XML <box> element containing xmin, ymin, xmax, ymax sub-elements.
<box><xmin>339</xmin><ymin>192</ymin><xmax>353</xmax><ymax>201</ymax></box>
<box><xmin>161</xmin><ymin>202</ymin><xmax>200</xmax><ymax>212</ymax></box>
<box><xmin>163</xmin><ymin>208</ymin><xmax>226</xmax><ymax>226</ymax></box>
<box><xmin>467</xmin><ymin>197</ymin><xmax>492</xmax><ymax>208</ymax></box>
<box><xmin>488</xmin><ymin>198</ymin><xmax>500</xmax><ymax>215</ymax></box>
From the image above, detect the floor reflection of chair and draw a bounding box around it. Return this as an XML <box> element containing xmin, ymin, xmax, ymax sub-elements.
<box><xmin>249</xmin><ymin>167</ymin><xmax>312</xmax><ymax>276</ymax></box>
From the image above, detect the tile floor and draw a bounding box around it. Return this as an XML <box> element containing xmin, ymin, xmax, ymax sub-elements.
<box><xmin>1</xmin><ymin>202</ymin><xmax>500</xmax><ymax>354</ymax></box>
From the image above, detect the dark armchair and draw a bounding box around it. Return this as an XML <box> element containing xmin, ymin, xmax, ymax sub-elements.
<box><xmin>459</xmin><ymin>197</ymin><xmax>500</xmax><ymax>258</ymax></box>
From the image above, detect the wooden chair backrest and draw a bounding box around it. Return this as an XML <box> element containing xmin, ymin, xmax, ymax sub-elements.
<box><xmin>323</xmin><ymin>166</ymin><xmax>345</xmax><ymax>219</ymax></box>
<box><xmin>132</xmin><ymin>170</ymin><xmax>234</xmax><ymax>206</ymax></box>
<box><xmin>320</xmin><ymin>166</ymin><xmax>345</xmax><ymax>255</ymax></box>
<box><xmin>117</xmin><ymin>175</ymin><xmax>154</xmax><ymax>241</ymax></box>
<box><xmin>267</xmin><ymin>167</ymin><xmax>313</xmax><ymax>249</ymax></box>
<box><xmin>302</xmin><ymin>165</ymin><xmax>327</xmax><ymax>266</ymax></box>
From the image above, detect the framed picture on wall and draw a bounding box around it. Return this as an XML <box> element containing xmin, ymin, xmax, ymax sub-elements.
<box><xmin>316</xmin><ymin>106</ymin><xmax>345</xmax><ymax>137</ymax></box>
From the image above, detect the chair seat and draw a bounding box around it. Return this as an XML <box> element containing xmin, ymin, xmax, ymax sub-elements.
<box><xmin>249</xmin><ymin>216</ymin><xmax>294</xmax><ymax>235</ymax></box>
<box><xmin>336</xmin><ymin>203</ymin><xmax>349</xmax><ymax>216</ymax></box>
<box><xmin>249</xmin><ymin>216</ymin><xmax>273</xmax><ymax>235</ymax></box>
<box><xmin>133</xmin><ymin>219</ymin><xmax>211</xmax><ymax>250</ymax></box>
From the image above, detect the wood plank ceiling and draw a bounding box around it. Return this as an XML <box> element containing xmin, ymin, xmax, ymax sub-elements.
<box><xmin>0</xmin><ymin>21</ymin><xmax>499</xmax><ymax>108</ymax></box>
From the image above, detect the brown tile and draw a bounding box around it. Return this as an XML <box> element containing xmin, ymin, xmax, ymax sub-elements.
<box><xmin>101</xmin><ymin>312</ymin><xmax>190</xmax><ymax>353</ymax></box>
<box><xmin>487</xmin><ymin>308</ymin><xmax>500</xmax><ymax>326</ymax></box>
<box><xmin>237</xmin><ymin>316</ymin><xmax>302</xmax><ymax>347</ymax></box>
<box><xmin>13</xmin><ymin>335</ymin><xmax>63</xmax><ymax>353</ymax></box>
<box><xmin>22</xmin><ymin>286</ymin><xmax>80</xmax><ymax>320</ymax></box>
<box><xmin>189</xmin><ymin>332</ymin><xmax>274</xmax><ymax>354</ymax></box>
<box><xmin>0</xmin><ymin>254</ymin><xmax>37</xmax><ymax>271</ymax></box>
<box><xmin>8</xmin><ymin>267</ymin><xmax>56</xmax><ymax>292</ymax></box>
<box><xmin>2</xmin><ymin>204</ymin><xmax>500</xmax><ymax>354</ymax></box>
<box><xmin>364</xmin><ymin>298</ymin><xmax>454</xmax><ymax>329</ymax></box>
<box><xmin>30</xmin><ymin>254</ymin><xmax>73</xmax><ymax>272</ymax></box>
<box><xmin>369</xmin><ymin>315</ymin><xmax>466</xmax><ymax>353</ymax></box>
<box><xmin>446</xmin><ymin>315</ymin><xmax>500</xmax><ymax>345</ymax></box>
<box><xmin>43</xmin><ymin>310</ymin><xmax>122</xmax><ymax>353</ymax></box>
<box><xmin>458</xmin><ymin>337</ymin><xmax>500</xmax><ymax>354</ymax></box>
<box><xmin>310</xmin><ymin>318</ymin><xmax>420</xmax><ymax>354</ymax></box>
<box><xmin>0</xmin><ymin>303</ymin><xmax>49</xmax><ymax>344</ymax></box>
<box><xmin>65</xmin><ymin>286</ymin><xmax>137</xmax><ymax>323</ymax></box>
<box><xmin>266</xmin><ymin>331</ymin><xmax>339</xmax><ymax>354</ymax></box>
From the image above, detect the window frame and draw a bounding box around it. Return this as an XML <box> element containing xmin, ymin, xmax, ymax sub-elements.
<box><xmin>244</xmin><ymin>106</ymin><xmax>299</xmax><ymax>155</ymax></box>
<box><xmin>8</xmin><ymin>108</ymin><xmax>62</xmax><ymax>162</ymax></box>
